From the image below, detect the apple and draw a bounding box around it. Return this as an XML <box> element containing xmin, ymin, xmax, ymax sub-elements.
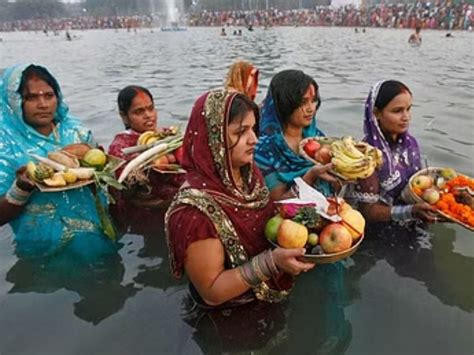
<box><xmin>264</xmin><ymin>214</ymin><xmax>284</xmax><ymax>242</ymax></box>
<box><xmin>308</xmin><ymin>233</ymin><xmax>319</xmax><ymax>246</ymax></box>
<box><xmin>340</xmin><ymin>209</ymin><xmax>365</xmax><ymax>241</ymax></box>
<box><xmin>411</xmin><ymin>175</ymin><xmax>433</xmax><ymax>190</ymax></box>
<box><xmin>277</xmin><ymin>219</ymin><xmax>308</xmax><ymax>249</ymax></box>
<box><xmin>166</xmin><ymin>153</ymin><xmax>177</xmax><ymax>164</ymax></box>
<box><xmin>422</xmin><ymin>188</ymin><xmax>440</xmax><ymax>205</ymax></box>
<box><xmin>173</xmin><ymin>146</ymin><xmax>185</xmax><ymax>164</ymax></box>
<box><xmin>153</xmin><ymin>155</ymin><xmax>170</xmax><ymax>169</ymax></box>
<box><xmin>303</xmin><ymin>140</ymin><xmax>321</xmax><ymax>158</ymax></box>
<box><xmin>313</xmin><ymin>144</ymin><xmax>332</xmax><ymax>164</ymax></box>
<box><xmin>440</xmin><ymin>167</ymin><xmax>457</xmax><ymax>181</ymax></box>
<box><xmin>319</xmin><ymin>223</ymin><xmax>353</xmax><ymax>253</ymax></box>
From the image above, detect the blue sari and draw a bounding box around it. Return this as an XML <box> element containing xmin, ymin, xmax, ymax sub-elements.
<box><xmin>0</xmin><ymin>64</ymin><xmax>117</xmax><ymax>259</ymax></box>
<box><xmin>254</xmin><ymin>91</ymin><xmax>331</xmax><ymax>196</ymax></box>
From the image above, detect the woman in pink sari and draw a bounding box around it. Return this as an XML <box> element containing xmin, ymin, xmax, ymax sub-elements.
<box><xmin>165</xmin><ymin>89</ymin><xmax>314</xmax><ymax>308</ymax></box>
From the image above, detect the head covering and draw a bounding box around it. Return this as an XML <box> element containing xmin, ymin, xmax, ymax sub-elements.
<box><xmin>0</xmin><ymin>63</ymin><xmax>91</xmax><ymax>193</ymax></box>
<box><xmin>225</xmin><ymin>61</ymin><xmax>259</xmax><ymax>100</ymax></box>
<box><xmin>255</xmin><ymin>72</ymin><xmax>330</xmax><ymax>195</ymax></box>
<box><xmin>0</xmin><ymin>63</ymin><xmax>115</xmax><ymax>259</ymax></box>
<box><xmin>166</xmin><ymin>89</ymin><xmax>292</xmax><ymax>300</ymax></box>
<box><xmin>363</xmin><ymin>80</ymin><xmax>422</xmax><ymax>199</ymax></box>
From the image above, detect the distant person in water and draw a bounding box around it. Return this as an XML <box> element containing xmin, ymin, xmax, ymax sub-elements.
<box><xmin>65</xmin><ymin>31</ymin><xmax>72</xmax><ymax>41</ymax></box>
<box><xmin>408</xmin><ymin>27</ymin><xmax>422</xmax><ymax>45</ymax></box>
<box><xmin>355</xmin><ymin>28</ymin><xmax>359</xmax><ymax>33</ymax></box>
<box><xmin>221</xmin><ymin>28</ymin><xmax>227</xmax><ymax>36</ymax></box>
<box><xmin>446</xmin><ymin>32</ymin><xmax>453</xmax><ymax>38</ymax></box>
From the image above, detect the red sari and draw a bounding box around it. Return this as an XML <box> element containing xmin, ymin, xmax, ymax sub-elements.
<box><xmin>165</xmin><ymin>89</ymin><xmax>293</xmax><ymax>306</ymax></box>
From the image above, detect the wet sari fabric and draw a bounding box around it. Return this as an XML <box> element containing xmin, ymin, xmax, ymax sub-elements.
<box><xmin>166</xmin><ymin>89</ymin><xmax>292</xmax><ymax>304</ymax></box>
<box><xmin>0</xmin><ymin>64</ymin><xmax>116</xmax><ymax>259</ymax></box>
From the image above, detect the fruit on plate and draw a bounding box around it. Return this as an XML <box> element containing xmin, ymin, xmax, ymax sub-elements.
<box><xmin>330</xmin><ymin>137</ymin><xmax>382</xmax><ymax>180</ymax></box>
<box><xmin>43</xmin><ymin>172</ymin><xmax>67</xmax><ymax>187</ymax></box>
<box><xmin>277</xmin><ymin>219</ymin><xmax>308</xmax><ymax>249</ymax></box>
<box><xmin>303</xmin><ymin>140</ymin><xmax>321</xmax><ymax>158</ymax></box>
<box><xmin>440</xmin><ymin>168</ymin><xmax>457</xmax><ymax>181</ymax></box>
<box><xmin>314</xmin><ymin>144</ymin><xmax>332</xmax><ymax>164</ymax></box>
<box><xmin>27</xmin><ymin>162</ymin><xmax>54</xmax><ymax>182</ymax></box>
<box><xmin>307</xmin><ymin>233</ymin><xmax>319</xmax><ymax>246</ymax></box>
<box><xmin>153</xmin><ymin>155</ymin><xmax>170</xmax><ymax>169</ymax></box>
<box><xmin>173</xmin><ymin>146</ymin><xmax>184</xmax><ymax>164</ymax></box>
<box><xmin>340</xmin><ymin>208</ymin><xmax>365</xmax><ymax>241</ymax></box>
<box><xmin>62</xmin><ymin>143</ymin><xmax>92</xmax><ymax>159</ymax></box>
<box><xmin>83</xmin><ymin>148</ymin><xmax>107</xmax><ymax>170</ymax></box>
<box><xmin>62</xmin><ymin>170</ymin><xmax>78</xmax><ymax>184</ymax></box>
<box><xmin>319</xmin><ymin>223</ymin><xmax>353</xmax><ymax>253</ymax></box>
<box><xmin>264</xmin><ymin>214</ymin><xmax>284</xmax><ymax>242</ymax></box>
<box><xmin>422</xmin><ymin>188</ymin><xmax>440</xmax><ymax>205</ymax></box>
<box><xmin>48</xmin><ymin>151</ymin><xmax>80</xmax><ymax>169</ymax></box>
<box><xmin>411</xmin><ymin>175</ymin><xmax>433</xmax><ymax>190</ymax></box>
<box><xmin>138</xmin><ymin>131</ymin><xmax>159</xmax><ymax>145</ymax></box>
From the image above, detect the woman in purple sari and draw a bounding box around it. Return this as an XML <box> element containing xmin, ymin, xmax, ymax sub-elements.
<box><xmin>350</xmin><ymin>80</ymin><xmax>436</xmax><ymax>223</ymax></box>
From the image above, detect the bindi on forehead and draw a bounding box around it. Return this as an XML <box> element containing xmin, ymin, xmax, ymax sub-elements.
<box><xmin>135</xmin><ymin>90</ymin><xmax>150</xmax><ymax>102</ymax></box>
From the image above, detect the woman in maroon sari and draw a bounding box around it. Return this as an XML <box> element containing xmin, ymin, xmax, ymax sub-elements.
<box><xmin>108</xmin><ymin>86</ymin><xmax>184</xmax><ymax>231</ymax></box>
<box><xmin>165</xmin><ymin>89</ymin><xmax>314</xmax><ymax>308</ymax></box>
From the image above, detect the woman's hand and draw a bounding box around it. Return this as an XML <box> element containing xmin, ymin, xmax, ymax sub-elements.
<box><xmin>412</xmin><ymin>202</ymin><xmax>438</xmax><ymax>223</ymax></box>
<box><xmin>15</xmin><ymin>166</ymin><xmax>36</xmax><ymax>192</ymax></box>
<box><xmin>272</xmin><ymin>248</ymin><xmax>315</xmax><ymax>275</ymax></box>
<box><xmin>303</xmin><ymin>163</ymin><xmax>338</xmax><ymax>185</ymax></box>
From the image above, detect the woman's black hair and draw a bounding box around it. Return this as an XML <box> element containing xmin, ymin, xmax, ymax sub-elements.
<box><xmin>18</xmin><ymin>65</ymin><xmax>60</xmax><ymax>98</ymax></box>
<box><xmin>375</xmin><ymin>80</ymin><xmax>412</xmax><ymax>111</ymax></box>
<box><xmin>117</xmin><ymin>85</ymin><xmax>154</xmax><ymax>128</ymax></box>
<box><xmin>269</xmin><ymin>69</ymin><xmax>320</xmax><ymax>126</ymax></box>
<box><xmin>228</xmin><ymin>93</ymin><xmax>260</xmax><ymax>150</ymax></box>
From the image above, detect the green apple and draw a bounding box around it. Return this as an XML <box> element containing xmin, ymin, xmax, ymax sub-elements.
<box><xmin>308</xmin><ymin>233</ymin><xmax>319</xmax><ymax>246</ymax></box>
<box><xmin>422</xmin><ymin>188</ymin><xmax>440</xmax><ymax>205</ymax></box>
<box><xmin>264</xmin><ymin>214</ymin><xmax>284</xmax><ymax>242</ymax></box>
<box><xmin>440</xmin><ymin>168</ymin><xmax>457</xmax><ymax>181</ymax></box>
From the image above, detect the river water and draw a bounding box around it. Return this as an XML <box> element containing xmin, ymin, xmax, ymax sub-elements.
<box><xmin>0</xmin><ymin>27</ymin><xmax>473</xmax><ymax>355</ymax></box>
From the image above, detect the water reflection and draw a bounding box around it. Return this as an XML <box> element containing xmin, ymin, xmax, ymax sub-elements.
<box><xmin>348</xmin><ymin>223</ymin><xmax>474</xmax><ymax>313</ymax></box>
<box><xmin>6</xmin><ymin>252</ymin><xmax>138</xmax><ymax>325</ymax></box>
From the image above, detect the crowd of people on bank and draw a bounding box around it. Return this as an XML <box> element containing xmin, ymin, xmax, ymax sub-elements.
<box><xmin>0</xmin><ymin>60</ymin><xmax>440</xmax><ymax>309</ymax></box>
<box><xmin>1</xmin><ymin>1</ymin><xmax>473</xmax><ymax>32</ymax></box>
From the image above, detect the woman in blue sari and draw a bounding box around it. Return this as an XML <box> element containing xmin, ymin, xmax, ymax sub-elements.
<box><xmin>0</xmin><ymin>63</ymin><xmax>117</xmax><ymax>259</ymax></box>
<box><xmin>254</xmin><ymin>69</ymin><xmax>336</xmax><ymax>200</ymax></box>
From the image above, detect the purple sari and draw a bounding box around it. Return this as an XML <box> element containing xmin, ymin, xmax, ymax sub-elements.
<box><xmin>354</xmin><ymin>81</ymin><xmax>422</xmax><ymax>205</ymax></box>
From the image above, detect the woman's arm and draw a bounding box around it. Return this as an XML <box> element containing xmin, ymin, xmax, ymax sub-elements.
<box><xmin>185</xmin><ymin>238</ymin><xmax>314</xmax><ymax>306</ymax></box>
<box><xmin>0</xmin><ymin>167</ymin><xmax>35</xmax><ymax>226</ymax></box>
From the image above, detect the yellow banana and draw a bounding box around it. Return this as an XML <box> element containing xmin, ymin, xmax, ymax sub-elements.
<box><xmin>341</xmin><ymin>136</ymin><xmax>365</xmax><ymax>159</ymax></box>
<box><xmin>138</xmin><ymin>131</ymin><xmax>157</xmax><ymax>145</ymax></box>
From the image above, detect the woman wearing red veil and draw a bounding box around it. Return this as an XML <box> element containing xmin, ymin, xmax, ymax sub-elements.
<box><xmin>165</xmin><ymin>89</ymin><xmax>314</xmax><ymax>308</ymax></box>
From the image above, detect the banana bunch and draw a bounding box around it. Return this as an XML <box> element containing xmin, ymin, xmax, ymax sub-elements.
<box><xmin>137</xmin><ymin>127</ymin><xmax>179</xmax><ymax>146</ymax></box>
<box><xmin>330</xmin><ymin>136</ymin><xmax>383</xmax><ymax>180</ymax></box>
<box><xmin>138</xmin><ymin>131</ymin><xmax>161</xmax><ymax>145</ymax></box>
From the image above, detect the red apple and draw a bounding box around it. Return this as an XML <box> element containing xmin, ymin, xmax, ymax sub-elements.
<box><xmin>319</xmin><ymin>223</ymin><xmax>353</xmax><ymax>253</ymax></box>
<box><xmin>303</xmin><ymin>140</ymin><xmax>321</xmax><ymax>158</ymax></box>
<box><xmin>411</xmin><ymin>175</ymin><xmax>433</xmax><ymax>190</ymax></box>
<box><xmin>314</xmin><ymin>144</ymin><xmax>332</xmax><ymax>164</ymax></box>
<box><xmin>166</xmin><ymin>153</ymin><xmax>177</xmax><ymax>164</ymax></box>
<box><xmin>173</xmin><ymin>146</ymin><xmax>184</xmax><ymax>164</ymax></box>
